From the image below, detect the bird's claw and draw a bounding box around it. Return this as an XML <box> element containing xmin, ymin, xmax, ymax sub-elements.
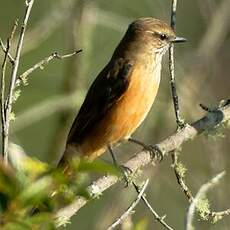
<box><xmin>143</xmin><ymin>145</ymin><xmax>163</xmax><ymax>162</ymax></box>
<box><xmin>176</xmin><ymin>119</ymin><xmax>186</xmax><ymax>131</ymax></box>
<box><xmin>119</xmin><ymin>165</ymin><xmax>133</xmax><ymax>187</ymax></box>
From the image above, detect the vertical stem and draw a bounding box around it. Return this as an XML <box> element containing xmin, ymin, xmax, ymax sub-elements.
<box><xmin>1</xmin><ymin>20</ymin><xmax>18</xmax><ymax>160</ymax></box>
<box><xmin>169</xmin><ymin>0</ymin><xmax>184</xmax><ymax>129</ymax></box>
<box><xmin>1</xmin><ymin>46</ymin><xmax>8</xmax><ymax>159</ymax></box>
<box><xmin>3</xmin><ymin>0</ymin><xmax>34</xmax><ymax>163</ymax></box>
<box><xmin>171</xmin><ymin>0</ymin><xmax>177</xmax><ymax>30</ymax></box>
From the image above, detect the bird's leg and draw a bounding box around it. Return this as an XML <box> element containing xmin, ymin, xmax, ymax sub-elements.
<box><xmin>128</xmin><ymin>138</ymin><xmax>163</xmax><ymax>161</ymax></box>
<box><xmin>108</xmin><ymin>145</ymin><xmax>119</xmax><ymax>167</ymax></box>
<box><xmin>107</xmin><ymin>145</ymin><xmax>132</xmax><ymax>186</ymax></box>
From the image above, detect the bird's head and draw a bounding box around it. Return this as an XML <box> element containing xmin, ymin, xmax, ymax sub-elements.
<box><xmin>128</xmin><ymin>17</ymin><xmax>186</xmax><ymax>54</ymax></box>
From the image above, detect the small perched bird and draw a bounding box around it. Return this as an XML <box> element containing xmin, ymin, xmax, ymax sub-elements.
<box><xmin>58</xmin><ymin>17</ymin><xmax>186</xmax><ymax>168</ymax></box>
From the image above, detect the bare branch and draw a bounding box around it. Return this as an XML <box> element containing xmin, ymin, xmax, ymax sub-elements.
<box><xmin>55</xmin><ymin>100</ymin><xmax>230</xmax><ymax>224</ymax></box>
<box><xmin>0</xmin><ymin>38</ymin><xmax>15</xmax><ymax>63</ymax></box>
<box><xmin>1</xmin><ymin>20</ymin><xmax>18</xmax><ymax>160</ymax></box>
<box><xmin>209</xmin><ymin>209</ymin><xmax>230</xmax><ymax>223</ymax></box>
<box><xmin>3</xmin><ymin>0</ymin><xmax>35</xmax><ymax>163</ymax></box>
<box><xmin>170</xmin><ymin>0</ymin><xmax>177</xmax><ymax>29</ymax></box>
<box><xmin>171</xmin><ymin>153</ymin><xmax>193</xmax><ymax>202</ymax></box>
<box><xmin>17</xmin><ymin>49</ymin><xmax>82</xmax><ymax>86</ymax></box>
<box><xmin>169</xmin><ymin>0</ymin><xmax>184</xmax><ymax>129</ymax></box>
<box><xmin>107</xmin><ymin>180</ymin><xmax>149</xmax><ymax>230</ymax></box>
<box><xmin>109</xmin><ymin>145</ymin><xmax>173</xmax><ymax>229</ymax></box>
<box><xmin>132</xmin><ymin>182</ymin><xmax>174</xmax><ymax>230</ymax></box>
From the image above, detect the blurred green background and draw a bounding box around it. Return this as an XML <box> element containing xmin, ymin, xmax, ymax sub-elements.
<box><xmin>1</xmin><ymin>0</ymin><xmax>230</xmax><ymax>229</ymax></box>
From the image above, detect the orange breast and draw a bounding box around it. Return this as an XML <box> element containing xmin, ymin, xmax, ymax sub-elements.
<box><xmin>79</xmin><ymin>60</ymin><xmax>161</xmax><ymax>159</ymax></box>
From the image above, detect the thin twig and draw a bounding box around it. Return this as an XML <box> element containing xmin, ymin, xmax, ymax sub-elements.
<box><xmin>107</xmin><ymin>180</ymin><xmax>149</xmax><ymax>230</ymax></box>
<box><xmin>0</xmin><ymin>38</ymin><xmax>15</xmax><ymax>63</ymax></box>
<box><xmin>132</xmin><ymin>182</ymin><xmax>174</xmax><ymax>230</ymax></box>
<box><xmin>185</xmin><ymin>171</ymin><xmax>229</xmax><ymax>230</ymax></box>
<box><xmin>109</xmin><ymin>144</ymin><xmax>173</xmax><ymax>229</ymax></box>
<box><xmin>1</xmin><ymin>20</ymin><xmax>18</xmax><ymax>160</ymax></box>
<box><xmin>169</xmin><ymin>0</ymin><xmax>186</xmax><ymax>197</ymax></box>
<box><xmin>3</xmin><ymin>0</ymin><xmax>34</xmax><ymax>164</ymax></box>
<box><xmin>55</xmin><ymin>100</ymin><xmax>230</xmax><ymax>225</ymax></box>
<box><xmin>169</xmin><ymin>0</ymin><xmax>184</xmax><ymax>129</ymax></box>
<box><xmin>17</xmin><ymin>50</ymin><xmax>82</xmax><ymax>86</ymax></box>
<box><xmin>209</xmin><ymin>209</ymin><xmax>230</xmax><ymax>222</ymax></box>
<box><xmin>171</xmin><ymin>152</ymin><xmax>193</xmax><ymax>202</ymax></box>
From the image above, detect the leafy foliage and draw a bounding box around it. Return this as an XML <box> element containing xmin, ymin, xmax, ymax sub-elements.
<box><xmin>0</xmin><ymin>155</ymin><xmax>119</xmax><ymax>229</ymax></box>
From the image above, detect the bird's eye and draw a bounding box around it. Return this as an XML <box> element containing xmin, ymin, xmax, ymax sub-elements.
<box><xmin>159</xmin><ymin>33</ymin><xmax>167</xmax><ymax>40</ymax></box>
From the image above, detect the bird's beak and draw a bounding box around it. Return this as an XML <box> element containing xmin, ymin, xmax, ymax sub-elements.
<box><xmin>172</xmin><ymin>36</ymin><xmax>187</xmax><ymax>43</ymax></box>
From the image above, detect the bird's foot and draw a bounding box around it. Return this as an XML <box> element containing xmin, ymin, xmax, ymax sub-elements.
<box><xmin>119</xmin><ymin>165</ymin><xmax>133</xmax><ymax>187</ymax></box>
<box><xmin>128</xmin><ymin>138</ymin><xmax>163</xmax><ymax>162</ymax></box>
<box><xmin>107</xmin><ymin>145</ymin><xmax>134</xmax><ymax>187</ymax></box>
<box><xmin>176</xmin><ymin>118</ymin><xmax>186</xmax><ymax>131</ymax></box>
<box><xmin>142</xmin><ymin>144</ymin><xmax>164</xmax><ymax>162</ymax></box>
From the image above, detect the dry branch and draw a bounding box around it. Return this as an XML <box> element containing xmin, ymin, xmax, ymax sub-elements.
<box><xmin>169</xmin><ymin>0</ymin><xmax>184</xmax><ymax>128</ymax></box>
<box><xmin>131</xmin><ymin>182</ymin><xmax>173</xmax><ymax>230</ymax></box>
<box><xmin>2</xmin><ymin>0</ymin><xmax>35</xmax><ymax>163</ymax></box>
<box><xmin>107</xmin><ymin>179</ymin><xmax>149</xmax><ymax>230</ymax></box>
<box><xmin>0</xmin><ymin>38</ymin><xmax>14</xmax><ymax>63</ymax></box>
<box><xmin>1</xmin><ymin>20</ymin><xmax>18</xmax><ymax>159</ymax></box>
<box><xmin>55</xmin><ymin>100</ymin><xmax>230</xmax><ymax>224</ymax></box>
<box><xmin>171</xmin><ymin>153</ymin><xmax>193</xmax><ymax>202</ymax></box>
<box><xmin>17</xmin><ymin>50</ymin><xmax>82</xmax><ymax>86</ymax></box>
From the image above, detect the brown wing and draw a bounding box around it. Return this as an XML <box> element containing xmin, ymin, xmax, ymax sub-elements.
<box><xmin>67</xmin><ymin>58</ymin><xmax>134</xmax><ymax>144</ymax></box>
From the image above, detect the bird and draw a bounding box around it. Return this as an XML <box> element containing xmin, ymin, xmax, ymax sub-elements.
<box><xmin>58</xmin><ymin>17</ymin><xmax>186</xmax><ymax>169</ymax></box>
